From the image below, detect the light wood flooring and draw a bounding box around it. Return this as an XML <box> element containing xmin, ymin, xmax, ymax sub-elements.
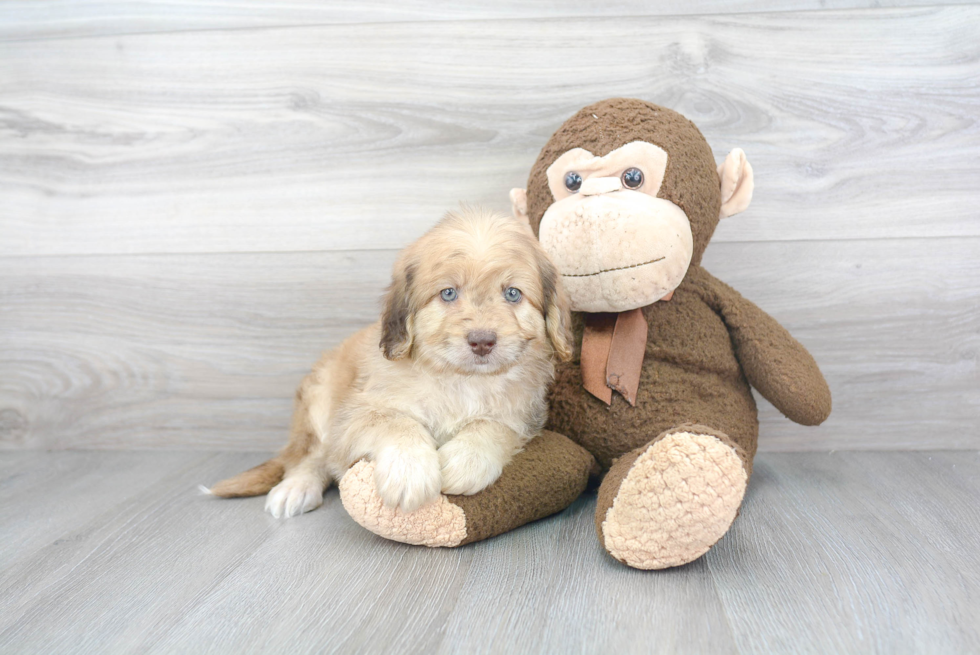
<box><xmin>1</xmin><ymin>449</ymin><xmax>978</xmax><ymax>654</ymax></box>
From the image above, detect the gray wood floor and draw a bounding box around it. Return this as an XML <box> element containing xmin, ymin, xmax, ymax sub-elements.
<box><xmin>1</xmin><ymin>449</ymin><xmax>978</xmax><ymax>654</ymax></box>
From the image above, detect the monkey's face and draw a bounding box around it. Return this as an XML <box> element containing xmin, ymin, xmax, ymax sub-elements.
<box><xmin>538</xmin><ymin>141</ymin><xmax>694</xmax><ymax>313</ymax></box>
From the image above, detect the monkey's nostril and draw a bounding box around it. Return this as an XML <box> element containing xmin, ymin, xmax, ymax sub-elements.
<box><xmin>467</xmin><ymin>330</ymin><xmax>497</xmax><ymax>357</ymax></box>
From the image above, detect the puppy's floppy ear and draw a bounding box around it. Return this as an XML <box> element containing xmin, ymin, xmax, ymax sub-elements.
<box><xmin>536</xmin><ymin>249</ymin><xmax>573</xmax><ymax>362</ymax></box>
<box><xmin>380</xmin><ymin>256</ymin><xmax>417</xmax><ymax>360</ymax></box>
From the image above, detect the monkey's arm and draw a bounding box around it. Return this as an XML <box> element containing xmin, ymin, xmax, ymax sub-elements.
<box><xmin>696</xmin><ymin>268</ymin><xmax>832</xmax><ymax>426</ymax></box>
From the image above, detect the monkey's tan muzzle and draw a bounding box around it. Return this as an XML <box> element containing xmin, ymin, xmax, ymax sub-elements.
<box><xmin>538</xmin><ymin>191</ymin><xmax>693</xmax><ymax>313</ymax></box>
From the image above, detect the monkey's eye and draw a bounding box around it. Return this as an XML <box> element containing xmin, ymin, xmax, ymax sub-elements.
<box><xmin>504</xmin><ymin>287</ymin><xmax>522</xmax><ymax>303</ymax></box>
<box><xmin>440</xmin><ymin>288</ymin><xmax>458</xmax><ymax>302</ymax></box>
<box><xmin>564</xmin><ymin>172</ymin><xmax>582</xmax><ymax>192</ymax></box>
<box><xmin>622</xmin><ymin>168</ymin><xmax>644</xmax><ymax>189</ymax></box>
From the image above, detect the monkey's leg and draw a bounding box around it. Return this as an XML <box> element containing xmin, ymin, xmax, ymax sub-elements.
<box><xmin>339</xmin><ymin>430</ymin><xmax>596</xmax><ymax>547</ymax></box>
<box><xmin>596</xmin><ymin>424</ymin><xmax>748</xmax><ymax>570</ymax></box>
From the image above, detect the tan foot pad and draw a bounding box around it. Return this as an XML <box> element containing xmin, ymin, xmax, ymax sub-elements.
<box><xmin>601</xmin><ymin>431</ymin><xmax>747</xmax><ymax>570</ymax></box>
<box><xmin>339</xmin><ymin>460</ymin><xmax>466</xmax><ymax>547</ymax></box>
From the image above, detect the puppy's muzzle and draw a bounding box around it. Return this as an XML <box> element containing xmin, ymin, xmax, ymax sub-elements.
<box><xmin>467</xmin><ymin>330</ymin><xmax>497</xmax><ymax>357</ymax></box>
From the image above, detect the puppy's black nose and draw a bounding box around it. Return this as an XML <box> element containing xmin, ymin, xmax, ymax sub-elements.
<box><xmin>467</xmin><ymin>330</ymin><xmax>497</xmax><ymax>357</ymax></box>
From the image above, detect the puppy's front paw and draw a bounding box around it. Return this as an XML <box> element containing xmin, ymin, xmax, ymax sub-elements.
<box><xmin>439</xmin><ymin>439</ymin><xmax>503</xmax><ymax>496</ymax></box>
<box><xmin>374</xmin><ymin>445</ymin><xmax>441</xmax><ymax>513</ymax></box>
<box><xmin>265</xmin><ymin>473</ymin><xmax>325</xmax><ymax>518</ymax></box>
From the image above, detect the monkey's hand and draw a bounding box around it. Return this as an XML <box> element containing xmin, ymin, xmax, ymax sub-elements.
<box><xmin>699</xmin><ymin>269</ymin><xmax>832</xmax><ymax>426</ymax></box>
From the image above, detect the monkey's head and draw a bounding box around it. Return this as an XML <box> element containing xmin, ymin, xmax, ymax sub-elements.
<box><xmin>511</xmin><ymin>98</ymin><xmax>754</xmax><ymax>313</ymax></box>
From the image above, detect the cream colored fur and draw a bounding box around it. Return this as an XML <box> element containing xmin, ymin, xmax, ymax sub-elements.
<box><xmin>602</xmin><ymin>431</ymin><xmax>747</xmax><ymax>569</ymax></box>
<box><xmin>212</xmin><ymin>208</ymin><xmax>571</xmax><ymax>518</ymax></box>
<box><xmin>339</xmin><ymin>460</ymin><xmax>467</xmax><ymax>546</ymax></box>
<box><xmin>718</xmin><ymin>148</ymin><xmax>754</xmax><ymax>219</ymax></box>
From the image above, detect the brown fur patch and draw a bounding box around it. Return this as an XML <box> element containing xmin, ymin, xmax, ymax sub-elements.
<box><xmin>535</xmin><ymin>246</ymin><xmax>573</xmax><ymax>361</ymax></box>
<box><xmin>380</xmin><ymin>260</ymin><xmax>417</xmax><ymax>360</ymax></box>
<box><xmin>209</xmin><ymin>458</ymin><xmax>285</xmax><ymax>497</ymax></box>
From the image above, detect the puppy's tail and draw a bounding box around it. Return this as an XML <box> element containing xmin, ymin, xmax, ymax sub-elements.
<box><xmin>208</xmin><ymin>457</ymin><xmax>285</xmax><ymax>498</ymax></box>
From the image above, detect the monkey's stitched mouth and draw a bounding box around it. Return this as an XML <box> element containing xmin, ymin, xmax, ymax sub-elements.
<box><xmin>561</xmin><ymin>256</ymin><xmax>666</xmax><ymax>278</ymax></box>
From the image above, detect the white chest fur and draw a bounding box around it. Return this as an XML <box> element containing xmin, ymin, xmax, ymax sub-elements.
<box><xmin>406</xmin><ymin>369</ymin><xmax>532</xmax><ymax>445</ymax></box>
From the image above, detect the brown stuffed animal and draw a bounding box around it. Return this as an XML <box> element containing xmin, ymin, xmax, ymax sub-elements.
<box><xmin>341</xmin><ymin>98</ymin><xmax>831</xmax><ymax>569</ymax></box>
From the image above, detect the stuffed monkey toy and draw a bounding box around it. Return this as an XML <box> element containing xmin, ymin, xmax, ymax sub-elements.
<box><xmin>341</xmin><ymin>98</ymin><xmax>831</xmax><ymax>569</ymax></box>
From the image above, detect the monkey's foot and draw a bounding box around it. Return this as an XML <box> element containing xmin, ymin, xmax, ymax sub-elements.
<box><xmin>340</xmin><ymin>460</ymin><xmax>467</xmax><ymax>547</ymax></box>
<box><xmin>596</xmin><ymin>425</ymin><xmax>747</xmax><ymax>570</ymax></box>
<box><xmin>340</xmin><ymin>431</ymin><xmax>595</xmax><ymax>547</ymax></box>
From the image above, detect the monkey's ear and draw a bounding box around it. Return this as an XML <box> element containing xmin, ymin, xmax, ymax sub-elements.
<box><xmin>510</xmin><ymin>188</ymin><xmax>531</xmax><ymax>229</ymax></box>
<box><xmin>536</xmin><ymin>249</ymin><xmax>573</xmax><ymax>362</ymax></box>
<box><xmin>718</xmin><ymin>148</ymin><xmax>754</xmax><ymax>219</ymax></box>
<box><xmin>379</xmin><ymin>260</ymin><xmax>416</xmax><ymax>360</ymax></box>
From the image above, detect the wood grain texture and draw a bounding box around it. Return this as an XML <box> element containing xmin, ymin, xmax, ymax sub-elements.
<box><xmin>435</xmin><ymin>498</ymin><xmax>739</xmax><ymax>655</ymax></box>
<box><xmin>0</xmin><ymin>451</ymin><xmax>224</xmax><ymax>626</ymax></box>
<box><xmin>0</xmin><ymin>450</ymin><xmax>208</xmax><ymax>569</ymax></box>
<box><xmin>0</xmin><ymin>249</ymin><xmax>396</xmax><ymax>450</ymax></box>
<box><xmin>702</xmin><ymin>237</ymin><xmax>980</xmax><ymax>452</ymax></box>
<box><xmin>0</xmin><ymin>450</ymin><xmax>977</xmax><ymax>653</ymax></box>
<box><xmin>2</xmin><ymin>0</ymin><xmax>977</xmax><ymax>41</ymax></box>
<box><xmin>2</xmin><ymin>7</ymin><xmax>978</xmax><ymax>256</ymax></box>
<box><xmin>711</xmin><ymin>451</ymin><xmax>980</xmax><ymax>653</ymax></box>
<box><xmin>1</xmin><ymin>237</ymin><xmax>977</xmax><ymax>451</ymax></box>
<box><xmin>0</xmin><ymin>451</ymin><xmax>283</xmax><ymax>653</ymax></box>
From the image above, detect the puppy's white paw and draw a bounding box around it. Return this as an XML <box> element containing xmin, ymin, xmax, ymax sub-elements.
<box><xmin>373</xmin><ymin>445</ymin><xmax>441</xmax><ymax>513</ymax></box>
<box><xmin>439</xmin><ymin>439</ymin><xmax>503</xmax><ymax>496</ymax></box>
<box><xmin>265</xmin><ymin>474</ymin><xmax>325</xmax><ymax>518</ymax></box>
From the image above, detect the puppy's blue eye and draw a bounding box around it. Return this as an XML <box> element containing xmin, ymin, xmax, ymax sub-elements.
<box><xmin>564</xmin><ymin>172</ymin><xmax>582</xmax><ymax>192</ymax></box>
<box><xmin>504</xmin><ymin>287</ymin><xmax>522</xmax><ymax>303</ymax></box>
<box><xmin>440</xmin><ymin>288</ymin><xmax>457</xmax><ymax>302</ymax></box>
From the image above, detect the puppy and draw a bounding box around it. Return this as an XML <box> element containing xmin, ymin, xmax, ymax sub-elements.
<box><xmin>208</xmin><ymin>207</ymin><xmax>572</xmax><ymax>517</ymax></box>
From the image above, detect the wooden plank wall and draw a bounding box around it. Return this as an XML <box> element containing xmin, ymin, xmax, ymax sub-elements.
<box><xmin>1</xmin><ymin>2</ymin><xmax>978</xmax><ymax>451</ymax></box>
